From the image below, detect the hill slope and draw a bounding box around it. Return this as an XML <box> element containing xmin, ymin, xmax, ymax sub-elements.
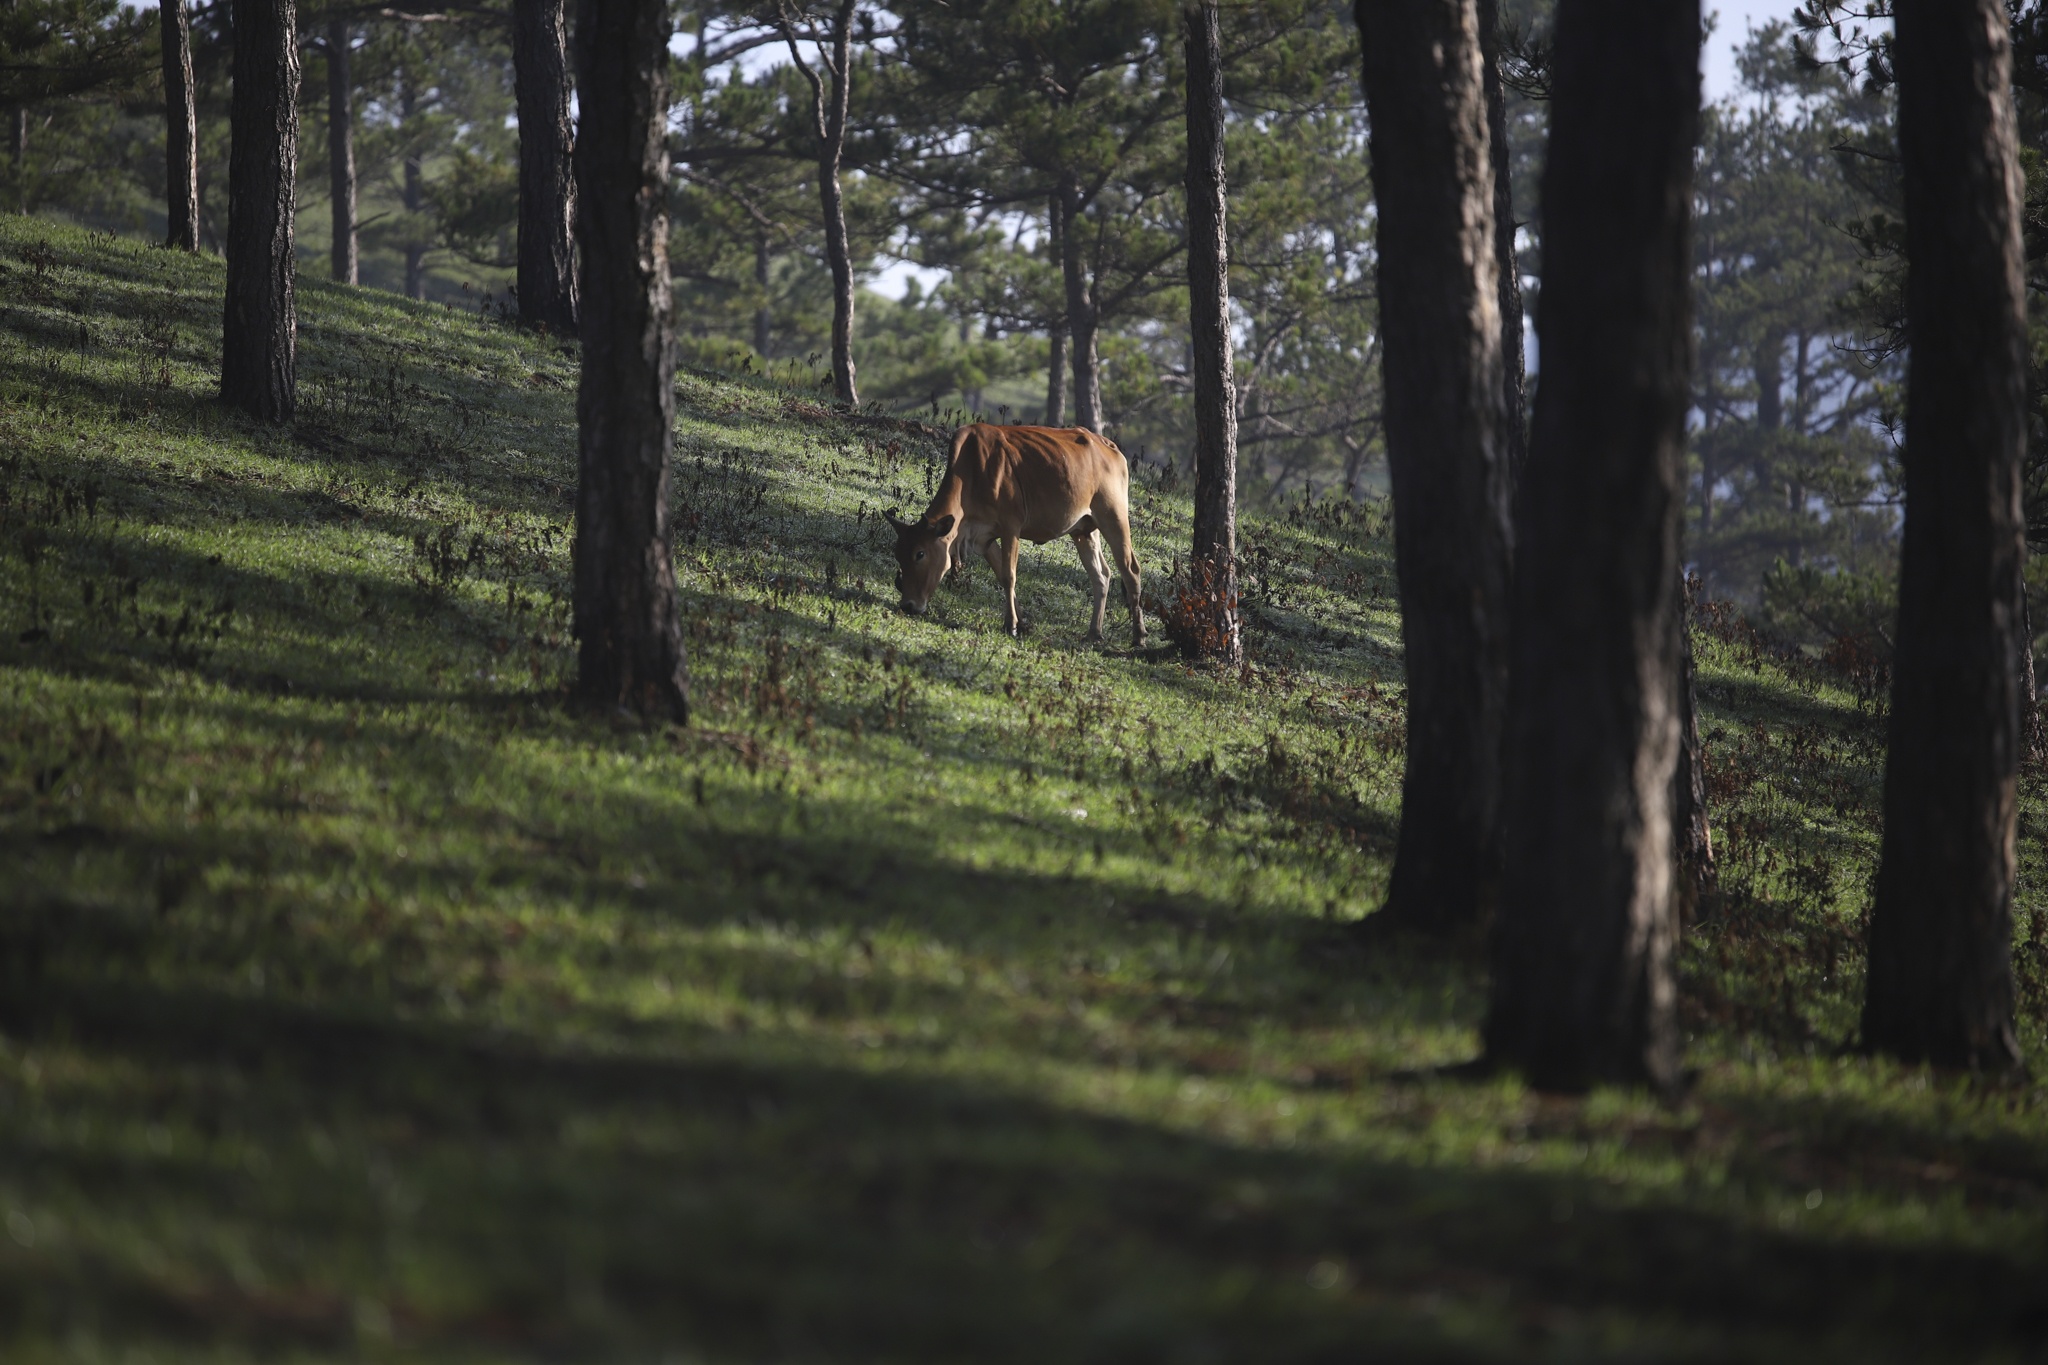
<box><xmin>2</xmin><ymin>219</ymin><xmax>2046</xmax><ymax>1362</ymax></box>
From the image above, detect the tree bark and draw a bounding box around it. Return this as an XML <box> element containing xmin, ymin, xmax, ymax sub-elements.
<box><xmin>1060</xmin><ymin>171</ymin><xmax>1102</xmax><ymax>433</ymax></box>
<box><xmin>515</xmin><ymin>0</ymin><xmax>579</xmax><ymax>335</ymax></box>
<box><xmin>1483</xmin><ymin>0</ymin><xmax>1699</xmax><ymax>1092</ymax></box>
<box><xmin>325</xmin><ymin>19</ymin><xmax>357</xmax><ymax>284</ymax></box>
<box><xmin>162</xmin><ymin>0</ymin><xmax>200</xmax><ymax>251</ymax></box>
<box><xmin>1185</xmin><ymin>2</ymin><xmax>1241</xmax><ymax>665</ymax></box>
<box><xmin>1354</xmin><ymin>0</ymin><xmax>1511</xmax><ymax>936</ymax></box>
<box><xmin>754</xmin><ymin>231</ymin><xmax>772</xmax><ymax>356</ymax></box>
<box><xmin>2023</xmin><ymin>581</ymin><xmax>2043</xmax><ymax>766</ymax></box>
<box><xmin>401</xmin><ymin>72</ymin><xmax>426</xmax><ymax>301</ymax></box>
<box><xmin>781</xmin><ymin>0</ymin><xmax>859</xmax><ymax>406</ymax></box>
<box><xmin>1674</xmin><ymin>570</ymin><xmax>1716</xmax><ymax>925</ymax></box>
<box><xmin>1044</xmin><ymin>191</ymin><xmax>1068</xmax><ymax>425</ymax></box>
<box><xmin>1476</xmin><ymin>0</ymin><xmax>1526</xmax><ymax>486</ymax></box>
<box><xmin>220</xmin><ymin>0</ymin><xmax>299</xmax><ymax>424</ymax></box>
<box><xmin>1862</xmin><ymin>0</ymin><xmax>2026</xmax><ymax>1072</ymax></box>
<box><xmin>571</xmin><ymin>0</ymin><xmax>688</xmax><ymax>722</ymax></box>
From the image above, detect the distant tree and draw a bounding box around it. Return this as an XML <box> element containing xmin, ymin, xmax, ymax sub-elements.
<box><xmin>1043</xmin><ymin>191</ymin><xmax>1068</xmax><ymax>424</ymax></box>
<box><xmin>1183</xmin><ymin>1</ymin><xmax>1241</xmax><ymax>663</ymax></box>
<box><xmin>772</xmin><ymin>0</ymin><xmax>861</xmax><ymax>405</ymax></box>
<box><xmin>1690</xmin><ymin>30</ymin><xmax>1895</xmax><ymax>607</ymax></box>
<box><xmin>1353</xmin><ymin>0</ymin><xmax>1511</xmax><ymax>937</ymax></box>
<box><xmin>220</xmin><ymin>0</ymin><xmax>299</xmax><ymax>423</ymax></box>
<box><xmin>0</xmin><ymin>0</ymin><xmax>153</xmax><ymax>214</ymax></box>
<box><xmin>317</xmin><ymin>15</ymin><xmax>357</xmax><ymax>282</ymax></box>
<box><xmin>571</xmin><ymin>0</ymin><xmax>688</xmax><ymax>720</ymax></box>
<box><xmin>892</xmin><ymin>0</ymin><xmax>1185</xmax><ymax>435</ymax></box>
<box><xmin>162</xmin><ymin>0</ymin><xmax>199</xmax><ymax>250</ymax></box>
<box><xmin>514</xmin><ymin>0</ymin><xmax>578</xmax><ymax>333</ymax></box>
<box><xmin>1862</xmin><ymin>0</ymin><xmax>2027</xmax><ymax>1072</ymax></box>
<box><xmin>1483</xmin><ymin>0</ymin><xmax>1699</xmax><ymax>1090</ymax></box>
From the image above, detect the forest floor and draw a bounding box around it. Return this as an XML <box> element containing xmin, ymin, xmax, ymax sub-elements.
<box><xmin>3</xmin><ymin>219</ymin><xmax>2048</xmax><ymax>1363</ymax></box>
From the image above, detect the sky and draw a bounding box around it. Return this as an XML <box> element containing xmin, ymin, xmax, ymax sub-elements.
<box><xmin>1703</xmin><ymin>0</ymin><xmax>1817</xmax><ymax>101</ymax></box>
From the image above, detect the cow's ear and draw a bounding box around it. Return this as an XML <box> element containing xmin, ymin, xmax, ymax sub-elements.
<box><xmin>932</xmin><ymin>514</ymin><xmax>956</xmax><ymax>536</ymax></box>
<box><xmin>883</xmin><ymin>508</ymin><xmax>908</xmax><ymax>531</ymax></box>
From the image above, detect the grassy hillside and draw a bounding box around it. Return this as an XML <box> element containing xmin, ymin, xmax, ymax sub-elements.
<box><xmin>2</xmin><ymin>217</ymin><xmax>2046</xmax><ymax>1362</ymax></box>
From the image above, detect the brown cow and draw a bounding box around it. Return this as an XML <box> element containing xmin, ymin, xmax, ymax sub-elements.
<box><xmin>887</xmin><ymin>423</ymin><xmax>1147</xmax><ymax>645</ymax></box>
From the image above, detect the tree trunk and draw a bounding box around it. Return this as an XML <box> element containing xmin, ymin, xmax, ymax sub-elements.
<box><xmin>2023</xmin><ymin>581</ymin><xmax>2043</xmax><ymax>767</ymax></box>
<box><xmin>1060</xmin><ymin>172</ymin><xmax>1102</xmax><ymax>432</ymax></box>
<box><xmin>402</xmin><ymin>73</ymin><xmax>427</xmax><ymax>301</ymax></box>
<box><xmin>1862</xmin><ymin>0</ymin><xmax>2026</xmax><ymax>1073</ymax></box>
<box><xmin>163</xmin><ymin>0</ymin><xmax>200</xmax><ymax>251</ymax></box>
<box><xmin>515</xmin><ymin>0</ymin><xmax>579</xmax><ymax>335</ymax></box>
<box><xmin>9</xmin><ymin>104</ymin><xmax>24</xmax><ymax>213</ymax></box>
<box><xmin>1674</xmin><ymin>570</ymin><xmax>1716</xmax><ymax>925</ymax></box>
<box><xmin>325</xmin><ymin>19</ymin><xmax>357</xmax><ymax>284</ymax></box>
<box><xmin>1045</xmin><ymin>192</ymin><xmax>1068</xmax><ymax>425</ymax></box>
<box><xmin>1184</xmin><ymin>2</ymin><xmax>1242</xmax><ymax>665</ymax></box>
<box><xmin>754</xmin><ymin>232</ymin><xmax>772</xmax><ymax>357</ymax></box>
<box><xmin>1755</xmin><ymin>334</ymin><xmax>1783</xmax><ymax>433</ymax></box>
<box><xmin>798</xmin><ymin>0</ymin><xmax>859</xmax><ymax>407</ymax></box>
<box><xmin>1482</xmin><ymin>0</ymin><xmax>1699</xmax><ymax>1092</ymax></box>
<box><xmin>1476</xmin><ymin>0</ymin><xmax>1526</xmax><ymax>487</ymax></box>
<box><xmin>571</xmin><ymin>0</ymin><xmax>688</xmax><ymax>722</ymax></box>
<box><xmin>1354</xmin><ymin>0</ymin><xmax>1511</xmax><ymax>936</ymax></box>
<box><xmin>220</xmin><ymin>0</ymin><xmax>299</xmax><ymax>424</ymax></box>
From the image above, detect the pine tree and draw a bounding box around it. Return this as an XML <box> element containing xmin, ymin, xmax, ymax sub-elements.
<box><xmin>1354</xmin><ymin>0</ymin><xmax>1512</xmax><ymax>937</ymax></box>
<box><xmin>571</xmin><ymin>0</ymin><xmax>689</xmax><ymax>721</ymax></box>
<box><xmin>220</xmin><ymin>0</ymin><xmax>298</xmax><ymax>423</ymax></box>
<box><xmin>1862</xmin><ymin>0</ymin><xmax>2027</xmax><ymax>1072</ymax></box>
<box><xmin>1484</xmin><ymin>0</ymin><xmax>1700</xmax><ymax>1091</ymax></box>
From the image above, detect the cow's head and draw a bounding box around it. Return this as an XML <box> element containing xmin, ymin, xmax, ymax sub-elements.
<box><xmin>886</xmin><ymin>509</ymin><xmax>955</xmax><ymax>615</ymax></box>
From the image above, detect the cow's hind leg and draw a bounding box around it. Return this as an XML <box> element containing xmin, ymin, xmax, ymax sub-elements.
<box><xmin>985</xmin><ymin>534</ymin><xmax>1022</xmax><ymax>636</ymax></box>
<box><xmin>1073</xmin><ymin>527</ymin><xmax>1110</xmax><ymax>642</ymax></box>
<box><xmin>1097</xmin><ymin>504</ymin><xmax>1146</xmax><ymax>645</ymax></box>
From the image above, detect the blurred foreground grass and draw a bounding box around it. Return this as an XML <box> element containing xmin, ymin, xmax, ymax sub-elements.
<box><xmin>2</xmin><ymin>219</ymin><xmax>2047</xmax><ymax>1362</ymax></box>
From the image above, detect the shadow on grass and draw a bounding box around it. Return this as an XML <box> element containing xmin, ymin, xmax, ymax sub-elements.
<box><xmin>1</xmin><ymin>964</ymin><xmax>2042</xmax><ymax>1363</ymax></box>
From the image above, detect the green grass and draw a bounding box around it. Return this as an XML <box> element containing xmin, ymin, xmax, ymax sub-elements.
<box><xmin>2</xmin><ymin>216</ymin><xmax>2047</xmax><ymax>1362</ymax></box>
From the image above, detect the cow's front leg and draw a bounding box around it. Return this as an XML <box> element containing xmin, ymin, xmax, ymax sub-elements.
<box><xmin>984</xmin><ymin>535</ymin><xmax>1022</xmax><ymax>636</ymax></box>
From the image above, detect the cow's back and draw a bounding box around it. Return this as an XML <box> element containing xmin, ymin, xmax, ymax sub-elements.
<box><xmin>950</xmin><ymin>424</ymin><xmax>1126</xmax><ymax>545</ymax></box>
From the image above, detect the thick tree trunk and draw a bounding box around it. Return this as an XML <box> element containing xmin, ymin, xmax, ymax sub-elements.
<box><xmin>1483</xmin><ymin>0</ymin><xmax>1699</xmax><ymax>1092</ymax></box>
<box><xmin>515</xmin><ymin>0</ymin><xmax>579</xmax><ymax>335</ymax></box>
<box><xmin>1045</xmin><ymin>192</ymin><xmax>1068</xmax><ymax>425</ymax></box>
<box><xmin>1184</xmin><ymin>2</ymin><xmax>1242</xmax><ymax>665</ymax></box>
<box><xmin>1060</xmin><ymin>172</ymin><xmax>1102</xmax><ymax>432</ymax></box>
<box><xmin>1476</xmin><ymin>0</ymin><xmax>1526</xmax><ymax>486</ymax></box>
<box><xmin>1354</xmin><ymin>0</ymin><xmax>1511</xmax><ymax>936</ymax></box>
<box><xmin>220</xmin><ymin>0</ymin><xmax>299</xmax><ymax>424</ymax></box>
<box><xmin>1674</xmin><ymin>570</ymin><xmax>1716</xmax><ymax>925</ymax></box>
<box><xmin>162</xmin><ymin>0</ymin><xmax>200</xmax><ymax>251</ymax></box>
<box><xmin>754</xmin><ymin>232</ymin><xmax>772</xmax><ymax>357</ymax></box>
<box><xmin>325</xmin><ymin>19</ymin><xmax>357</xmax><ymax>284</ymax></box>
<box><xmin>1862</xmin><ymin>0</ymin><xmax>2026</xmax><ymax>1072</ymax></box>
<box><xmin>571</xmin><ymin>0</ymin><xmax>688</xmax><ymax>722</ymax></box>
